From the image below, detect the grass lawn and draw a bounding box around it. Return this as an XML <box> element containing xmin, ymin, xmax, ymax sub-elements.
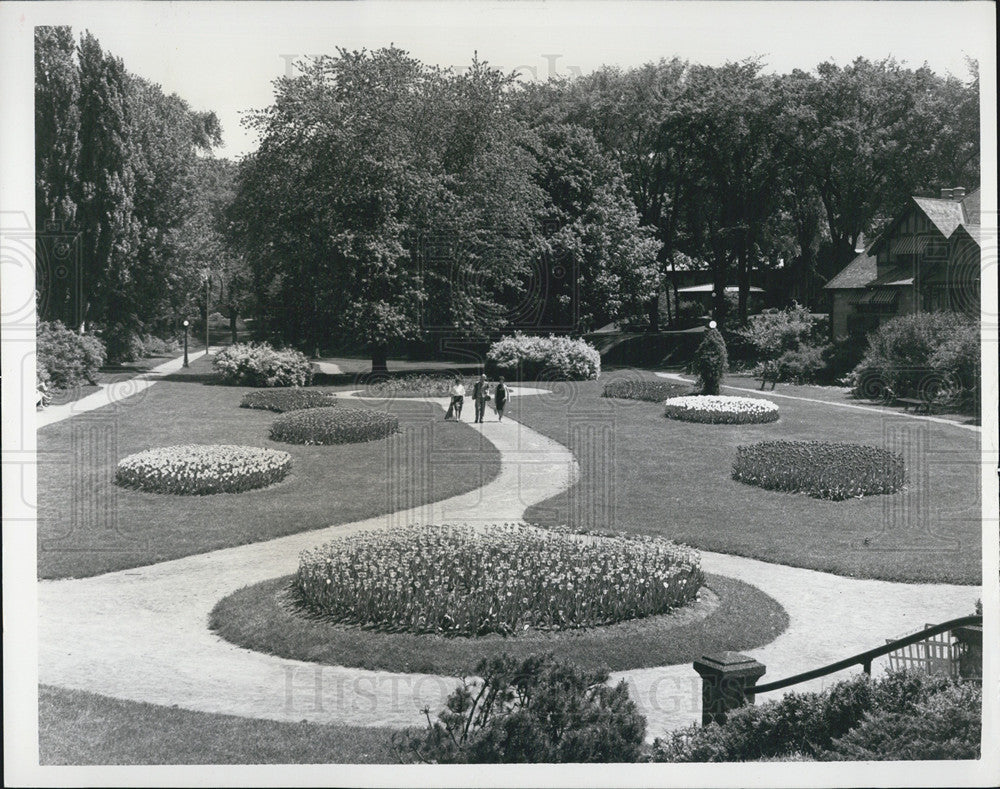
<box><xmin>38</xmin><ymin>685</ymin><xmax>397</xmax><ymax>765</ymax></box>
<box><xmin>509</xmin><ymin>370</ymin><xmax>980</xmax><ymax>584</ymax></box>
<box><xmin>209</xmin><ymin>573</ymin><xmax>788</xmax><ymax>675</ymax></box>
<box><xmin>37</xmin><ymin>356</ymin><xmax>501</xmax><ymax>579</ymax></box>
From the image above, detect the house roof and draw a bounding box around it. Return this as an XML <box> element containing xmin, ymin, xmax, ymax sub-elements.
<box><xmin>824</xmin><ymin>248</ymin><xmax>877</xmax><ymax>289</ymax></box>
<box><xmin>869</xmin><ymin>187</ymin><xmax>982</xmax><ymax>256</ymax></box>
<box><xmin>912</xmin><ymin>197</ymin><xmax>966</xmax><ymax>238</ymax></box>
<box><xmin>868</xmin><ymin>266</ymin><xmax>914</xmax><ymax>287</ymax></box>
<box><xmin>953</xmin><ymin>223</ymin><xmax>983</xmax><ymax>246</ymax></box>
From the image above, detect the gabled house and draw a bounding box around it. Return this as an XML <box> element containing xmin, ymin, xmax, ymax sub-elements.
<box><xmin>824</xmin><ymin>186</ymin><xmax>981</xmax><ymax>340</ymax></box>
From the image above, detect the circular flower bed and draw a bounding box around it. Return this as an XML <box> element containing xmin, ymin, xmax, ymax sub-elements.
<box><xmin>114</xmin><ymin>445</ymin><xmax>291</xmax><ymax>495</ymax></box>
<box><xmin>664</xmin><ymin>395</ymin><xmax>779</xmax><ymax>424</ymax></box>
<box><xmin>269</xmin><ymin>406</ymin><xmax>399</xmax><ymax>445</ymax></box>
<box><xmin>240</xmin><ymin>389</ymin><xmax>338</xmax><ymax>413</ymax></box>
<box><xmin>732</xmin><ymin>440</ymin><xmax>905</xmax><ymax>500</ymax></box>
<box><xmin>296</xmin><ymin>523</ymin><xmax>703</xmax><ymax>636</ymax></box>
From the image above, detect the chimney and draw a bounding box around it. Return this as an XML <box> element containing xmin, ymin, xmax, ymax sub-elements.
<box><xmin>940</xmin><ymin>188</ymin><xmax>953</xmax><ymax>199</ymax></box>
<box><xmin>952</xmin><ymin>186</ymin><xmax>966</xmax><ymax>199</ymax></box>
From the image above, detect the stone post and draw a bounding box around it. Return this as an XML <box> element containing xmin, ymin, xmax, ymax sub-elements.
<box><xmin>952</xmin><ymin>624</ymin><xmax>983</xmax><ymax>681</ymax></box>
<box><xmin>693</xmin><ymin>652</ymin><xmax>767</xmax><ymax>726</ymax></box>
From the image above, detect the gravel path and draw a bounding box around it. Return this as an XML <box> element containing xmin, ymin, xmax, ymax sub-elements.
<box><xmin>38</xmin><ymin>393</ymin><xmax>980</xmax><ymax>742</ymax></box>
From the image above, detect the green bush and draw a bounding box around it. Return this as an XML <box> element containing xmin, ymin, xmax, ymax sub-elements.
<box><xmin>269</xmin><ymin>406</ymin><xmax>398</xmax><ymax>445</ymax></box>
<box><xmin>732</xmin><ymin>440</ymin><xmax>904</xmax><ymax>500</ymax></box>
<box><xmin>36</xmin><ymin>320</ymin><xmax>107</xmax><ymax>389</ymax></box>
<box><xmin>850</xmin><ymin>312</ymin><xmax>979</xmax><ymax>406</ymax></box>
<box><xmin>213</xmin><ymin>342</ymin><xmax>314</xmax><ymax>387</ymax></box>
<box><xmin>826</xmin><ymin>683</ymin><xmax>981</xmax><ymax>761</ymax></box>
<box><xmin>240</xmin><ymin>389</ymin><xmax>338</xmax><ymax>413</ymax></box>
<box><xmin>650</xmin><ymin>670</ymin><xmax>969</xmax><ymax>762</ymax></box>
<box><xmin>733</xmin><ymin>304</ymin><xmax>827</xmax><ymax>364</ymax></box>
<box><xmin>693</xmin><ymin>327</ymin><xmax>727</xmax><ymax>395</ymax></box>
<box><xmin>114</xmin><ymin>445</ymin><xmax>291</xmax><ymax>495</ymax></box>
<box><xmin>137</xmin><ymin>333</ymin><xmax>181</xmax><ymax>357</ymax></box>
<box><xmin>756</xmin><ymin>345</ymin><xmax>830</xmax><ymax>385</ymax></box>
<box><xmin>297</xmin><ymin>523</ymin><xmax>702</xmax><ymax>636</ymax></box>
<box><xmin>602</xmin><ymin>379</ymin><xmax>694</xmax><ymax>402</ymax></box>
<box><xmin>486</xmin><ymin>334</ymin><xmax>600</xmax><ymax>381</ymax></box>
<box><xmin>396</xmin><ymin>654</ymin><xmax>646</xmax><ymax>763</ymax></box>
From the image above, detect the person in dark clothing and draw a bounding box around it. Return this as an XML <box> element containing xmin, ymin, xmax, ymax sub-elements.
<box><xmin>472</xmin><ymin>374</ymin><xmax>491</xmax><ymax>423</ymax></box>
<box><xmin>494</xmin><ymin>376</ymin><xmax>509</xmax><ymax>421</ymax></box>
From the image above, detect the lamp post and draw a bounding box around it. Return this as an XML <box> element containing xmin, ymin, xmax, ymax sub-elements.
<box><xmin>183</xmin><ymin>319</ymin><xmax>190</xmax><ymax>367</ymax></box>
<box><xmin>203</xmin><ymin>268</ymin><xmax>212</xmax><ymax>355</ymax></box>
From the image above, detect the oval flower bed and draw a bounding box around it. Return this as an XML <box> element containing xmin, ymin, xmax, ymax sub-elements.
<box><xmin>114</xmin><ymin>445</ymin><xmax>292</xmax><ymax>495</ymax></box>
<box><xmin>732</xmin><ymin>440</ymin><xmax>905</xmax><ymax>500</ymax></box>
<box><xmin>664</xmin><ymin>395</ymin><xmax>779</xmax><ymax>424</ymax></box>
<box><xmin>269</xmin><ymin>406</ymin><xmax>399</xmax><ymax>445</ymax></box>
<box><xmin>240</xmin><ymin>389</ymin><xmax>338</xmax><ymax>413</ymax></box>
<box><xmin>602</xmin><ymin>379</ymin><xmax>693</xmax><ymax>403</ymax></box>
<box><xmin>296</xmin><ymin>523</ymin><xmax>703</xmax><ymax>636</ymax></box>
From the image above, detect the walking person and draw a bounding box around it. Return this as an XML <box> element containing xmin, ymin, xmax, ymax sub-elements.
<box><xmin>494</xmin><ymin>376</ymin><xmax>509</xmax><ymax>422</ymax></box>
<box><xmin>472</xmin><ymin>373</ymin><xmax>491</xmax><ymax>424</ymax></box>
<box><xmin>445</xmin><ymin>377</ymin><xmax>465</xmax><ymax>420</ymax></box>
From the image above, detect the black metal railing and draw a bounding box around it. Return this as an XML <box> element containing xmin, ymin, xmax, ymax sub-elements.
<box><xmin>753</xmin><ymin>614</ymin><xmax>982</xmax><ymax>696</ymax></box>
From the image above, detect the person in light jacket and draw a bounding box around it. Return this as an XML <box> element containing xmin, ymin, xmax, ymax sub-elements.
<box><xmin>445</xmin><ymin>377</ymin><xmax>465</xmax><ymax>420</ymax></box>
<box><xmin>472</xmin><ymin>373</ymin><xmax>491</xmax><ymax>424</ymax></box>
<box><xmin>494</xmin><ymin>376</ymin><xmax>509</xmax><ymax>422</ymax></box>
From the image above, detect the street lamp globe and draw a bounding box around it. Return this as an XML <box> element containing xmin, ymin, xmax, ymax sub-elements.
<box><xmin>708</xmin><ymin>320</ymin><xmax>717</xmax><ymax>330</ymax></box>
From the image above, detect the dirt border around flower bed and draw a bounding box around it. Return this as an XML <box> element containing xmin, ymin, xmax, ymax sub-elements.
<box><xmin>208</xmin><ymin>573</ymin><xmax>788</xmax><ymax>675</ymax></box>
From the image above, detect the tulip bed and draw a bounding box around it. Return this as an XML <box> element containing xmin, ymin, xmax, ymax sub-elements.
<box><xmin>295</xmin><ymin>523</ymin><xmax>703</xmax><ymax>636</ymax></box>
<box><xmin>240</xmin><ymin>389</ymin><xmax>338</xmax><ymax>413</ymax></box>
<box><xmin>363</xmin><ymin>374</ymin><xmax>476</xmax><ymax>398</ymax></box>
<box><xmin>732</xmin><ymin>440</ymin><xmax>905</xmax><ymax>500</ymax></box>
<box><xmin>602</xmin><ymin>379</ymin><xmax>693</xmax><ymax>403</ymax></box>
<box><xmin>269</xmin><ymin>406</ymin><xmax>399</xmax><ymax>445</ymax></box>
<box><xmin>664</xmin><ymin>395</ymin><xmax>780</xmax><ymax>424</ymax></box>
<box><xmin>114</xmin><ymin>444</ymin><xmax>292</xmax><ymax>495</ymax></box>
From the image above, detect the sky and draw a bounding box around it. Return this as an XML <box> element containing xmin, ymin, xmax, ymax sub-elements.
<box><xmin>8</xmin><ymin>1</ymin><xmax>996</xmax><ymax>160</ymax></box>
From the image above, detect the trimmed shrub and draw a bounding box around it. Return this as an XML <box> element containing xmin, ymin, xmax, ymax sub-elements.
<box><xmin>269</xmin><ymin>406</ymin><xmax>398</xmax><ymax>445</ymax></box>
<box><xmin>364</xmin><ymin>374</ymin><xmax>477</xmax><ymax>398</ymax></box>
<box><xmin>114</xmin><ymin>445</ymin><xmax>291</xmax><ymax>495</ymax></box>
<box><xmin>649</xmin><ymin>669</ymin><xmax>967</xmax><ymax>762</ymax></box>
<box><xmin>850</xmin><ymin>312</ymin><xmax>979</xmax><ymax>405</ymax></box>
<box><xmin>397</xmin><ymin>653</ymin><xmax>646</xmax><ymax>763</ymax></box>
<box><xmin>296</xmin><ymin>523</ymin><xmax>703</xmax><ymax>636</ymax></box>
<box><xmin>692</xmin><ymin>327</ymin><xmax>727</xmax><ymax>395</ymax></box>
<box><xmin>664</xmin><ymin>395</ymin><xmax>779</xmax><ymax>425</ymax></box>
<box><xmin>487</xmin><ymin>334</ymin><xmax>600</xmax><ymax>381</ymax></box>
<box><xmin>37</xmin><ymin>320</ymin><xmax>107</xmax><ymax>389</ymax></box>
<box><xmin>240</xmin><ymin>389</ymin><xmax>338</xmax><ymax>413</ymax></box>
<box><xmin>213</xmin><ymin>342</ymin><xmax>314</xmax><ymax>387</ymax></box>
<box><xmin>602</xmin><ymin>379</ymin><xmax>694</xmax><ymax>402</ymax></box>
<box><xmin>733</xmin><ymin>440</ymin><xmax>904</xmax><ymax>500</ymax></box>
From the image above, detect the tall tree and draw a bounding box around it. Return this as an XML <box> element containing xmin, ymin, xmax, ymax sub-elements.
<box><xmin>525</xmin><ymin>123</ymin><xmax>661</xmax><ymax>331</ymax></box>
<box><xmin>35</xmin><ymin>26</ymin><xmax>82</xmax><ymax>327</ymax></box>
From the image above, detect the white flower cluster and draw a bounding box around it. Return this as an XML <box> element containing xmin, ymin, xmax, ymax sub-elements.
<box><xmin>115</xmin><ymin>444</ymin><xmax>292</xmax><ymax>495</ymax></box>
<box><xmin>663</xmin><ymin>395</ymin><xmax>780</xmax><ymax>424</ymax></box>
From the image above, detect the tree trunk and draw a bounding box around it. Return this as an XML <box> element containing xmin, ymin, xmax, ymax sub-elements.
<box><xmin>371</xmin><ymin>344</ymin><xmax>388</xmax><ymax>374</ymax></box>
<box><xmin>737</xmin><ymin>238</ymin><xmax>750</xmax><ymax>323</ymax></box>
<box><xmin>229</xmin><ymin>308</ymin><xmax>238</xmax><ymax>345</ymax></box>
<box><xmin>647</xmin><ymin>296</ymin><xmax>660</xmax><ymax>332</ymax></box>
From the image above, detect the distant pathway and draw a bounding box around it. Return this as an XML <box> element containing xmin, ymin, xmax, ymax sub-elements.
<box><xmin>37</xmin><ymin>350</ymin><xmax>208</xmax><ymax>429</ymax></box>
<box><xmin>655</xmin><ymin>372</ymin><xmax>982</xmax><ymax>433</ymax></box>
<box><xmin>38</xmin><ymin>392</ymin><xmax>979</xmax><ymax>741</ymax></box>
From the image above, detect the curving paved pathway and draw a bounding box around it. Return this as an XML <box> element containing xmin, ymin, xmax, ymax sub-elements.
<box><xmin>38</xmin><ymin>391</ymin><xmax>980</xmax><ymax>742</ymax></box>
<box><xmin>37</xmin><ymin>350</ymin><xmax>209</xmax><ymax>429</ymax></box>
